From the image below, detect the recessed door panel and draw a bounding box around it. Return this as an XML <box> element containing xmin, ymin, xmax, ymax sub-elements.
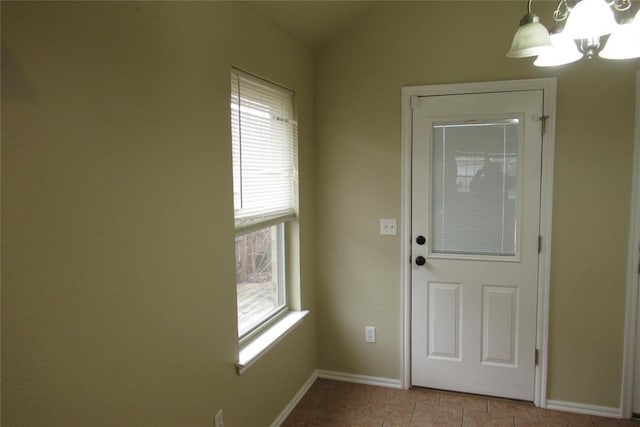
<box><xmin>428</xmin><ymin>282</ymin><xmax>461</xmax><ymax>360</ymax></box>
<box><xmin>482</xmin><ymin>285</ymin><xmax>518</xmax><ymax>366</ymax></box>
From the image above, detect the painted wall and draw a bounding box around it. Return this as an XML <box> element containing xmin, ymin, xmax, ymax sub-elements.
<box><xmin>315</xmin><ymin>1</ymin><xmax>639</xmax><ymax>408</ymax></box>
<box><xmin>1</xmin><ymin>2</ymin><xmax>316</xmax><ymax>426</ymax></box>
<box><xmin>3</xmin><ymin>0</ymin><xmax>638</xmax><ymax>420</ymax></box>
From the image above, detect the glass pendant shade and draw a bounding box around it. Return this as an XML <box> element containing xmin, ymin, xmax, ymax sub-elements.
<box><xmin>506</xmin><ymin>13</ymin><xmax>553</xmax><ymax>58</ymax></box>
<box><xmin>599</xmin><ymin>12</ymin><xmax>640</xmax><ymax>59</ymax></box>
<box><xmin>534</xmin><ymin>32</ymin><xmax>582</xmax><ymax>66</ymax></box>
<box><xmin>563</xmin><ymin>0</ymin><xmax>619</xmax><ymax>39</ymax></box>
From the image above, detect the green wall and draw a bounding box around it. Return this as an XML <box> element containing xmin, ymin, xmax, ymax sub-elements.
<box><xmin>1</xmin><ymin>2</ymin><xmax>316</xmax><ymax>426</ymax></box>
<box><xmin>2</xmin><ymin>0</ymin><xmax>640</xmax><ymax>423</ymax></box>
<box><xmin>315</xmin><ymin>1</ymin><xmax>639</xmax><ymax>408</ymax></box>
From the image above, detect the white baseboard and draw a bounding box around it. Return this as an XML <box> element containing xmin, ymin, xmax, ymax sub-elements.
<box><xmin>545</xmin><ymin>399</ymin><xmax>622</xmax><ymax>418</ymax></box>
<box><xmin>270</xmin><ymin>370</ymin><xmax>318</xmax><ymax>427</ymax></box>
<box><xmin>316</xmin><ymin>369</ymin><xmax>402</xmax><ymax>389</ymax></box>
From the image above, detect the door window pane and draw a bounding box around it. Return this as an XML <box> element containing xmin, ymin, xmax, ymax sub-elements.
<box><xmin>431</xmin><ymin>120</ymin><xmax>519</xmax><ymax>256</ymax></box>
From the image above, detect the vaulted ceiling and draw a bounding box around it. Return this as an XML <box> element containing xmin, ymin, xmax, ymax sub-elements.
<box><xmin>245</xmin><ymin>1</ymin><xmax>378</xmax><ymax>49</ymax></box>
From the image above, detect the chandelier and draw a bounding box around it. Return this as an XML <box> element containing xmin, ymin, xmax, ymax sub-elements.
<box><xmin>507</xmin><ymin>0</ymin><xmax>640</xmax><ymax>66</ymax></box>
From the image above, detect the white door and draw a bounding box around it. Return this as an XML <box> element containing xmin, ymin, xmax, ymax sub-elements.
<box><xmin>411</xmin><ymin>90</ymin><xmax>544</xmax><ymax>400</ymax></box>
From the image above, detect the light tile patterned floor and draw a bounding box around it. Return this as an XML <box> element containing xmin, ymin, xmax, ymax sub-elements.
<box><xmin>282</xmin><ymin>378</ymin><xmax>640</xmax><ymax>427</ymax></box>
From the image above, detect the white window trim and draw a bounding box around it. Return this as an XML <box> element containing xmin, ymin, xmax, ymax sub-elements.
<box><xmin>239</xmin><ymin>305</ymin><xmax>289</xmax><ymax>346</ymax></box>
<box><xmin>236</xmin><ymin>310</ymin><xmax>309</xmax><ymax>375</ymax></box>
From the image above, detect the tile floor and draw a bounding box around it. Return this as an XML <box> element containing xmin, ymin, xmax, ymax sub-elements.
<box><xmin>282</xmin><ymin>378</ymin><xmax>639</xmax><ymax>426</ymax></box>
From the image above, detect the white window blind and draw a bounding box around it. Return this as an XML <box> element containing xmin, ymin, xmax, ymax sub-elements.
<box><xmin>231</xmin><ymin>69</ymin><xmax>298</xmax><ymax>232</ymax></box>
<box><xmin>431</xmin><ymin>121</ymin><xmax>519</xmax><ymax>257</ymax></box>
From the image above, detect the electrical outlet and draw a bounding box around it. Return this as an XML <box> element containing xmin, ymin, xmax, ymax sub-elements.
<box><xmin>379</xmin><ymin>218</ymin><xmax>397</xmax><ymax>236</ymax></box>
<box><xmin>365</xmin><ymin>326</ymin><xmax>376</xmax><ymax>343</ymax></box>
<box><xmin>215</xmin><ymin>410</ymin><xmax>224</xmax><ymax>427</ymax></box>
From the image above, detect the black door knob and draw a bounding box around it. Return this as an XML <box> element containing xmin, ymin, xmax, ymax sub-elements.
<box><xmin>415</xmin><ymin>256</ymin><xmax>426</xmax><ymax>266</ymax></box>
<box><xmin>416</xmin><ymin>235</ymin><xmax>426</xmax><ymax>245</ymax></box>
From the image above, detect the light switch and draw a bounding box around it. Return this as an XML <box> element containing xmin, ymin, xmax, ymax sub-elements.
<box><xmin>365</xmin><ymin>326</ymin><xmax>376</xmax><ymax>343</ymax></box>
<box><xmin>379</xmin><ymin>218</ymin><xmax>397</xmax><ymax>236</ymax></box>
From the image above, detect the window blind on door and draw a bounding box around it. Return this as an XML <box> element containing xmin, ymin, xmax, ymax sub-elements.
<box><xmin>431</xmin><ymin>121</ymin><xmax>519</xmax><ymax>257</ymax></box>
<box><xmin>231</xmin><ymin>69</ymin><xmax>298</xmax><ymax>233</ymax></box>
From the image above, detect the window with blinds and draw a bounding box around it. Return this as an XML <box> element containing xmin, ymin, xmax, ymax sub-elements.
<box><xmin>431</xmin><ymin>120</ymin><xmax>519</xmax><ymax>257</ymax></box>
<box><xmin>231</xmin><ymin>69</ymin><xmax>298</xmax><ymax>234</ymax></box>
<box><xmin>231</xmin><ymin>69</ymin><xmax>297</xmax><ymax>339</ymax></box>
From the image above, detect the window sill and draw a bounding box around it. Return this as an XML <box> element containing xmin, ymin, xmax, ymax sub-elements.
<box><xmin>236</xmin><ymin>310</ymin><xmax>309</xmax><ymax>375</ymax></box>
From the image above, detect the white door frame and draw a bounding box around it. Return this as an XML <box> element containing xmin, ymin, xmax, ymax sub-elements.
<box><xmin>400</xmin><ymin>78</ymin><xmax>557</xmax><ymax>407</ymax></box>
<box><xmin>621</xmin><ymin>70</ymin><xmax>640</xmax><ymax>419</ymax></box>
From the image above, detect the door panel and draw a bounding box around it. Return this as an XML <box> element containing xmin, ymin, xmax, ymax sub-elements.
<box><xmin>428</xmin><ymin>282</ymin><xmax>462</xmax><ymax>360</ymax></box>
<box><xmin>482</xmin><ymin>285</ymin><xmax>518</xmax><ymax>366</ymax></box>
<box><xmin>411</xmin><ymin>90</ymin><xmax>543</xmax><ymax>400</ymax></box>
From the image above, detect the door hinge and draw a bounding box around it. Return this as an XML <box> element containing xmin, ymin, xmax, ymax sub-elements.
<box><xmin>535</xmin><ymin>349</ymin><xmax>539</xmax><ymax>366</ymax></box>
<box><xmin>538</xmin><ymin>235</ymin><xmax>542</xmax><ymax>254</ymax></box>
<box><xmin>540</xmin><ymin>115</ymin><xmax>549</xmax><ymax>135</ymax></box>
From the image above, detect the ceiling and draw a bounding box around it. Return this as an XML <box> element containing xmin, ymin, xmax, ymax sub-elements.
<box><xmin>245</xmin><ymin>1</ymin><xmax>378</xmax><ymax>49</ymax></box>
<box><xmin>245</xmin><ymin>0</ymin><xmax>506</xmax><ymax>50</ymax></box>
